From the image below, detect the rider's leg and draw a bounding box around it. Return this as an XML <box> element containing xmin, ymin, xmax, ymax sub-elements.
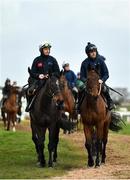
<box><xmin>102</xmin><ymin>85</ymin><xmax>115</xmax><ymax>110</ymax></box>
<box><xmin>25</xmin><ymin>77</ymin><xmax>38</xmax><ymax>112</ymax></box>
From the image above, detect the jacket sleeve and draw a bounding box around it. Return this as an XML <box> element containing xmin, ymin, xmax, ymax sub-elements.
<box><xmin>71</xmin><ymin>71</ymin><xmax>77</xmax><ymax>87</ymax></box>
<box><xmin>100</xmin><ymin>60</ymin><xmax>109</xmax><ymax>82</ymax></box>
<box><xmin>52</xmin><ymin>58</ymin><xmax>60</xmax><ymax>77</ymax></box>
<box><xmin>30</xmin><ymin>58</ymin><xmax>39</xmax><ymax>79</ymax></box>
<box><xmin>80</xmin><ymin>61</ymin><xmax>87</xmax><ymax>82</ymax></box>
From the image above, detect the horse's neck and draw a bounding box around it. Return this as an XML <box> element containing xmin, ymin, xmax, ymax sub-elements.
<box><xmin>38</xmin><ymin>84</ymin><xmax>52</xmax><ymax>107</ymax></box>
<box><xmin>62</xmin><ymin>85</ymin><xmax>75</xmax><ymax>113</ymax></box>
<box><xmin>8</xmin><ymin>93</ymin><xmax>17</xmax><ymax>104</ymax></box>
<box><xmin>86</xmin><ymin>95</ymin><xmax>104</xmax><ymax>112</ymax></box>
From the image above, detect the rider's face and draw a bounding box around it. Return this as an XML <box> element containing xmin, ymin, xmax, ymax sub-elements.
<box><xmin>89</xmin><ymin>50</ymin><xmax>97</xmax><ymax>59</ymax></box>
<box><xmin>42</xmin><ymin>48</ymin><xmax>50</xmax><ymax>56</ymax></box>
<box><xmin>64</xmin><ymin>65</ymin><xmax>70</xmax><ymax>71</ymax></box>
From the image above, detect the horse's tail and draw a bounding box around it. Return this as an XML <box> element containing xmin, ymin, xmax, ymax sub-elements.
<box><xmin>109</xmin><ymin>111</ymin><xmax>125</xmax><ymax>132</ymax></box>
<box><xmin>59</xmin><ymin>113</ymin><xmax>75</xmax><ymax>131</ymax></box>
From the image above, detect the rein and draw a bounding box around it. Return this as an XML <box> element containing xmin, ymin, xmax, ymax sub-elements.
<box><xmin>98</xmin><ymin>83</ymin><xmax>102</xmax><ymax>96</ymax></box>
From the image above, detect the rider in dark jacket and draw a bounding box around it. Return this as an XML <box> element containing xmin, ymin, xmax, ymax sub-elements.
<box><xmin>62</xmin><ymin>61</ymin><xmax>78</xmax><ymax>102</ymax></box>
<box><xmin>25</xmin><ymin>42</ymin><xmax>60</xmax><ymax>112</ymax></box>
<box><xmin>62</xmin><ymin>61</ymin><xmax>77</xmax><ymax>89</ymax></box>
<box><xmin>2</xmin><ymin>78</ymin><xmax>11</xmax><ymax>105</ymax></box>
<box><xmin>80</xmin><ymin>42</ymin><xmax>115</xmax><ymax>110</ymax></box>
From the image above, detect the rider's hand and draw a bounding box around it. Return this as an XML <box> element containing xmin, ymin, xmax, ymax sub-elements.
<box><xmin>39</xmin><ymin>74</ymin><xmax>45</xmax><ymax>79</ymax></box>
<box><xmin>99</xmin><ymin>79</ymin><xmax>103</xmax><ymax>84</ymax></box>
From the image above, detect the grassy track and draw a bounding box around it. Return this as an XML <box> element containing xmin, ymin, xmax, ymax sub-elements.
<box><xmin>0</xmin><ymin>121</ymin><xmax>130</xmax><ymax>179</ymax></box>
<box><xmin>0</xmin><ymin>126</ymin><xmax>86</xmax><ymax>179</ymax></box>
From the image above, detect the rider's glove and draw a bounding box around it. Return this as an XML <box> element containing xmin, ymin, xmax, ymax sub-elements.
<box><xmin>99</xmin><ymin>79</ymin><xmax>103</xmax><ymax>84</ymax></box>
<box><xmin>39</xmin><ymin>74</ymin><xmax>45</xmax><ymax>79</ymax></box>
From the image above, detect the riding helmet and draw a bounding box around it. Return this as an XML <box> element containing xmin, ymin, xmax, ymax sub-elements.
<box><xmin>85</xmin><ymin>42</ymin><xmax>97</xmax><ymax>54</ymax></box>
<box><xmin>39</xmin><ymin>42</ymin><xmax>52</xmax><ymax>52</ymax></box>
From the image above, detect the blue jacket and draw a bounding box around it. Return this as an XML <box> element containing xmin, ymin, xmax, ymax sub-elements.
<box><xmin>64</xmin><ymin>70</ymin><xmax>77</xmax><ymax>88</ymax></box>
<box><xmin>80</xmin><ymin>54</ymin><xmax>109</xmax><ymax>82</ymax></box>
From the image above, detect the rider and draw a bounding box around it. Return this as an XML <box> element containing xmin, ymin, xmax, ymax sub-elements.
<box><xmin>25</xmin><ymin>42</ymin><xmax>61</xmax><ymax>112</ymax></box>
<box><xmin>62</xmin><ymin>61</ymin><xmax>78</xmax><ymax>101</ymax></box>
<box><xmin>80</xmin><ymin>42</ymin><xmax>115</xmax><ymax>110</ymax></box>
<box><xmin>1</xmin><ymin>78</ymin><xmax>12</xmax><ymax>106</ymax></box>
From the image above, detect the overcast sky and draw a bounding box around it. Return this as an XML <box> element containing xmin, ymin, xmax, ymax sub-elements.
<box><xmin>0</xmin><ymin>0</ymin><xmax>130</xmax><ymax>90</ymax></box>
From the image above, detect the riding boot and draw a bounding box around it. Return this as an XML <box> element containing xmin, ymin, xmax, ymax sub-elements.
<box><xmin>76</xmin><ymin>90</ymin><xmax>85</xmax><ymax>113</ymax></box>
<box><xmin>103</xmin><ymin>89</ymin><xmax>115</xmax><ymax>110</ymax></box>
<box><xmin>25</xmin><ymin>95</ymin><xmax>32</xmax><ymax>112</ymax></box>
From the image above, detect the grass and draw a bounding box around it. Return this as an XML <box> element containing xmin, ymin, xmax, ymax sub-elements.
<box><xmin>117</xmin><ymin>122</ymin><xmax>130</xmax><ymax>135</ymax></box>
<box><xmin>0</xmin><ymin>127</ymin><xmax>86</xmax><ymax>179</ymax></box>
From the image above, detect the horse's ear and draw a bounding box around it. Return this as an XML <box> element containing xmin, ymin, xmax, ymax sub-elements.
<box><xmin>28</xmin><ymin>67</ymin><xmax>31</xmax><ymax>75</ymax></box>
<box><xmin>95</xmin><ymin>64</ymin><xmax>100</xmax><ymax>73</ymax></box>
<box><xmin>87</xmin><ymin>64</ymin><xmax>92</xmax><ymax>72</ymax></box>
<box><xmin>60</xmin><ymin>70</ymin><xmax>64</xmax><ymax>76</ymax></box>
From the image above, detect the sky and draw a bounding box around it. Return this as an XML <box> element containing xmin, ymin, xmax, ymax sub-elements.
<box><xmin>0</xmin><ymin>0</ymin><xmax>130</xmax><ymax>90</ymax></box>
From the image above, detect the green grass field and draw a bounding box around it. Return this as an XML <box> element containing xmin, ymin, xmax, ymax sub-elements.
<box><xmin>0</xmin><ymin>120</ymin><xmax>129</xmax><ymax>179</ymax></box>
<box><xmin>117</xmin><ymin>122</ymin><xmax>130</xmax><ymax>135</ymax></box>
<box><xmin>0</xmin><ymin>127</ymin><xmax>86</xmax><ymax>179</ymax></box>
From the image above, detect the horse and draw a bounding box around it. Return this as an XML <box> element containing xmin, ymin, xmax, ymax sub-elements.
<box><xmin>59</xmin><ymin>72</ymin><xmax>77</xmax><ymax>133</ymax></box>
<box><xmin>2</xmin><ymin>86</ymin><xmax>20</xmax><ymax>131</ymax></box>
<box><xmin>29</xmin><ymin>74</ymin><xmax>72</xmax><ymax>167</ymax></box>
<box><xmin>80</xmin><ymin>64</ymin><xmax>112</xmax><ymax>167</ymax></box>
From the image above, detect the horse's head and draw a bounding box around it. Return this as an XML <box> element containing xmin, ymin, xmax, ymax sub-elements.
<box><xmin>86</xmin><ymin>64</ymin><xmax>101</xmax><ymax>98</ymax></box>
<box><xmin>10</xmin><ymin>86</ymin><xmax>21</xmax><ymax>95</ymax></box>
<box><xmin>59</xmin><ymin>70</ymin><xmax>68</xmax><ymax>90</ymax></box>
<box><xmin>46</xmin><ymin>75</ymin><xmax>63</xmax><ymax>102</ymax></box>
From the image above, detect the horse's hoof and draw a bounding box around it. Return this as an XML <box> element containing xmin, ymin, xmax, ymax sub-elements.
<box><xmin>12</xmin><ymin>127</ymin><xmax>16</xmax><ymax>132</ymax></box>
<box><xmin>36</xmin><ymin>162</ymin><xmax>46</xmax><ymax>168</ymax></box>
<box><xmin>48</xmin><ymin>163</ymin><xmax>53</xmax><ymax>168</ymax></box>
<box><xmin>101</xmin><ymin>162</ymin><xmax>105</xmax><ymax>166</ymax></box>
<box><xmin>53</xmin><ymin>159</ymin><xmax>57</xmax><ymax>163</ymax></box>
<box><xmin>95</xmin><ymin>164</ymin><xmax>100</xmax><ymax>168</ymax></box>
<box><xmin>88</xmin><ymin>160</ymin><xmax>94</xmax><ymax>167</ymax></box>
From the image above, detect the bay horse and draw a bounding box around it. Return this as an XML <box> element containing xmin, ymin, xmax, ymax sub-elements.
<box><xmin>80</xmin><ymin>64</ymin><xmax>111</xmax><ymax>167</ymax></box>
<box><xmin>29</xmin><ymin>74</ymin><xmax>72</xmax><ymax>167</ymax></box>
<box><xmin>59</xmin><ymin>72</ymin><xmax>77</xmax><ymax>132</ymax></box>
<box><xmin>2</xmin><ymin>86</ymin><xmax>20</xmax><ymax>131</ymax></box>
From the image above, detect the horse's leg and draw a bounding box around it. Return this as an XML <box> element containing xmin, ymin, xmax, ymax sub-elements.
<box><xmin>53</xmin><ymin>125</ymin><xmax>60</xmax><ymax>163</ymax></box>
<box><xmin>12</xmin><ymin>113</ymin><xmax>16</xmax><ymax>132</ymax></box>
<box><xmin>95</xmin><ymin>123</ymin><xmax>103</xmax><ymax>167</ymax></box>
<box><xmin>48</xmin><ymin>125</ymin><xmax>57</xmax><ymax>167</ymax></box>
<box><xmin>7</xmin><ymin>113</ymin><xmax>10</xmax><ymax>131</ymax></box>
<box><xmin>83</xmin><ymin>124</ymin><xmax>94</xmax><ymax>167</ymax></box>
<box><xmin>31</xmin><ymin>121</ymin><xmax>46</xmax><ymax>167</ymax></box>
<box><xmin>1</xmin><ymin>109</ymin><xmax>6</xmax><ymax>129</ymax></box>
<box><xmin>102</xmin><ymin>121</ymin><xmax>109</xmax><ymax>164</ymax></box>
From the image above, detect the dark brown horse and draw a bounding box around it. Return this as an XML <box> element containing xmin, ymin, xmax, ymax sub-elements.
<box><xmin>2</xmin><ymin>86</ymin><xmax>20</xmax><ymax>131</ymax></box>
<box><xmin>29</xmin><ymin>74</ymin><xmax>73</xmax><ymax>168</ymax></box>
<box><xmin>59</xmin><ymin>72</ymin><xmax>77</xmax><ymax>132</ymax></box>
<box><xmin>59</xmin><ymin>73</ymin><xmax>75</xmax><ymax>115</ymax></box>
<box><xmin>80</xmin><ymin>65</ymin><xmax>111</xmax><ymax>167</ymax></box>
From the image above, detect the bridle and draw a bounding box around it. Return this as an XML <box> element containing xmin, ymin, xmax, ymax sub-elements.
<box><xmin>85</xmin><ymin>69</ymin><xmax>102</xmax><ymax>98</ymax></box>
<box><xmin>45</xmin><ymin>77</ymin><xmax>61</xmax><ymax>98</ymax></box>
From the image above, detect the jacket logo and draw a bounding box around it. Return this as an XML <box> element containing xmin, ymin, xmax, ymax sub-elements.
<box><xmin>37</xmin><ymin>62</ymin><xmax>43</xmax><ymax>67</ymax></box>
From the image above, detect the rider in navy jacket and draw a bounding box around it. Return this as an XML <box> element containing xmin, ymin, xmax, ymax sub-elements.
<box><xmin>62</xmin><ymin>62</ymin><xmax>77</xmax><ymax>89</ymax></box>
<box><xmin>80</xmin><ymin>42</ymin><xmax>115</xmax><ymax>110</ymax></box>
<box><xmin>26</xmin><ymin>42</ymin><xmax>60</xmax><ymax>112</ymax></box>
<box><xmin>80</xmin><ymin>54</ymin><xmax>109</xmax><ymax>83</ymax></box>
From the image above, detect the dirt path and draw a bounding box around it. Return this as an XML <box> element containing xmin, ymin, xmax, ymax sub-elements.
<box><xmin>54</xmin><ymin>132</ymin><xmax>130</xmax><ymax>179</ymax></box>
